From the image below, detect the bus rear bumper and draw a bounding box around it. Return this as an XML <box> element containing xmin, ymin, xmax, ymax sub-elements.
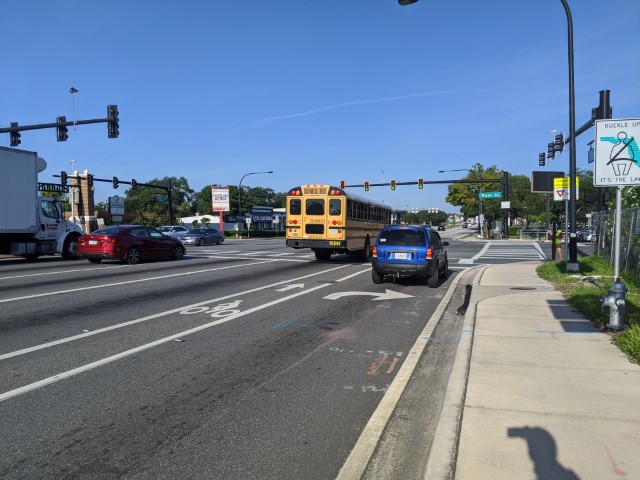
<box><xmin>286</xmin><ymin>239</ymin><xmax>346</xmax><ymax>249</ymax></box>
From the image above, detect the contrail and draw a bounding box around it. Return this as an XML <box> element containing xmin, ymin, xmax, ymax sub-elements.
<box><xmin>258</xmin><ymin>89</ymin><xmax>461</xmax><ymax>124</ymax></box>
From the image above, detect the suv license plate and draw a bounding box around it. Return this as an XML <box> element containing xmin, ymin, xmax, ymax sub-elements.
<box><xmin>393</xmin><ymin>252</ymin><xmax>408</xmax><ymax>260</ymax></box>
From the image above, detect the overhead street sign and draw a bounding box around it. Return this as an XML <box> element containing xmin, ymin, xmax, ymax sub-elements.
<box><xmin>479</xmin><ymin>191</ymin><xmax>502</xmax><ymax>199</ymax></box>
<box><xmin>594</xmin><ymin>119</ymin><xmax>640</xmax><ymax>187</ymax></box>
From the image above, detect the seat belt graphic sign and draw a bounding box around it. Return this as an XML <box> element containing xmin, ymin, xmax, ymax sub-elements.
<box><xmin>594</xmin><ymin>119</ymin><xmax>640</xmax><ymax>186</ymax></box>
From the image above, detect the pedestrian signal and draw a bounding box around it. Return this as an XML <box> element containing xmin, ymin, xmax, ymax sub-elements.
<box><xmin>418</xmin><ymin>178</ymin><xmax>424</xmax><ymax>189</ymax></box>
<box><xmin>364</xmin><ymin>181</ymin><xmax>370</xmax><ymax>192</ymax></box>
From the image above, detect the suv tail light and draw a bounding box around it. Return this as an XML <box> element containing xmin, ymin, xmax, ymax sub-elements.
<box><xmin>372</xmin><ymin>246</ymin><xmax>377</xmax><ymax>258</ymax></box>
<box><xmin>426</xmin><ymin>247</ymin><xmax>433</xmax><ymax>260</ymax></box>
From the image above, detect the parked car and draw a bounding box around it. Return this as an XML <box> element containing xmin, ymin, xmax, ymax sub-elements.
<box><xmin>578</xmin><ymin>228</ymin><xmax>596</xmax><ymax>242</ymax></box>
<box><xmin>437</xmin><ymin>224</ymin><xmax>446</xmax><ymax>231</ymax></box>
<box><xmin>180</xmin><ymin>228</ymin><xmax>225</xmax><ymax>246</ymax></box>
<box><xmin>78</xmin><ymin>225</ymin><xmax>186</xmax><ymax>264</ymax></box>
<box><xmin>371</xmin><ymin>225</ymin><xmax>449</xmax><ymax>287</ymax></box>
<box><xmin>158</xmin><ymin>225</ymin><xmax>190</xmax><ymax>238</ymax></box>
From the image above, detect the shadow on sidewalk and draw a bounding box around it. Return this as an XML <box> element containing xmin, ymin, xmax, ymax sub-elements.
<box><xmin>508</xmin><ymin>426</ymin><xmax>580</xmax><ymax>480</ymax></box>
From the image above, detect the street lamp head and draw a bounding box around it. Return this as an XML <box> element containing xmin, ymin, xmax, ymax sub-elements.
<box><xmin>398</xmin><ymin>0</ymin><xmax>419</xmax><ymax>5</ymax></box>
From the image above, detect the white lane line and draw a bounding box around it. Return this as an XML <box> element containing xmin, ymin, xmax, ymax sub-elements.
<box><xmin>0</xmin><ymin>264</ymin><xmax>129</xmax><ymax>281</ymax></box>
<box><xmin>0</xmin><ymin>266</ymin><xmax>369</xmax><ymax>403</ymax></box>
<box><xmin>0</xmin><ymin>264</ymin><xmax>352</xmax><ymax>361</ymax></box>
<box><xmin>0</xmin><ymin>259</ymin><xmax>279</xmax><ymax>304</ymax></box>
<box><xmin>190</xmin><ymin>254</ymin><xmax>311</xmax><ymax>263</ymax></box>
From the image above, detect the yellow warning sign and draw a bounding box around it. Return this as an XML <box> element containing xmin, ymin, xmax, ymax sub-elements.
<box><xmin>553</xmin><ymin>177</ymin><xmax>580</xmax><ymax>189</ymax></box>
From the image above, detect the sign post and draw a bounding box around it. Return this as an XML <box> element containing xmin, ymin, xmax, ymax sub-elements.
<box><xmin>594</xmin><ymin>119</ymin><xmax>640</xmax><ymax>329</ymax></box>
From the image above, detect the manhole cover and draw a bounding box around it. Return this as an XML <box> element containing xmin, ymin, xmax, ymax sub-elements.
<box><xmin>510</xmin><ymin>287</ymin><xmax>536</xmax><ymax>290</ymax></box>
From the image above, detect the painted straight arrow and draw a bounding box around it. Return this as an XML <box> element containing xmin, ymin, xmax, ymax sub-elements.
<box><xmin>323</xmin><ymin>289</ymin><xmax>414</xmax><ymax>301</ymax></box>
<box><xmin>276</xmin><ymin>284</ymin><xmax>305</xmax><ymax>292</ymax></box>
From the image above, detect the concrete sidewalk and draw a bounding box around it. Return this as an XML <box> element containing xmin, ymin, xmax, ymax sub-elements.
<box><xmin>429</xmin><ymin>261</ymin><xmax>640</xmax><ymax>479</ymax></box>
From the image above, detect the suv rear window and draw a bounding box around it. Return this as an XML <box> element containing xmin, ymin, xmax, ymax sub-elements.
<box><xmin>378</xmin><ymin>229</ymin><xmax>426</xmax><ymax>247</ymax></box>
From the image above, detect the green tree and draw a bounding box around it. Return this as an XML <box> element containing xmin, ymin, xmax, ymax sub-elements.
<box><xmin>125</xmin><ymin>176</ymin><xmax>194</xmax><ymax>225</ymax></box>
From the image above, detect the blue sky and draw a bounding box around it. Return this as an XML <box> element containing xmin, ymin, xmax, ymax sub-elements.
<box><xmin>2</xmin><ymin>0</ymin><xmax>639</xmax><ymax>213</ymax></box>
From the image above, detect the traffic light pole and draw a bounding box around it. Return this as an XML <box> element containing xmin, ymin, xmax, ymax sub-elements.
<box><xmin>1</xmin><ymin>105</ymin><xmax>119</xmax><ymax>146</ymax></box>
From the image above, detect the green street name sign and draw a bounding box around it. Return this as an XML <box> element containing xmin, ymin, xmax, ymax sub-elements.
<box><xmin>479</xmin><ymin>191</ymin><xmax>502</xmax><ymax>199</ymax></box>
<box><xmin>154</xmin><ymin>195</ymin><xmax>168</xmax><ymax>202</ymax></box>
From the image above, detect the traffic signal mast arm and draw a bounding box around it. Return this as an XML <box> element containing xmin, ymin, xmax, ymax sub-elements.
<box><xmin>343</xmin><ymin>178</ymin><xmax>502</xmax><ymax>188</ymax></box>
<box><xmin>53</xmin><ymin>175</ymin><xmax>164</xmax><ymax>192</ymax></box>
<box><xmin>1</xmin><ymin>104</ymin><xmax>119</xmax><ymax>142</ymax></box>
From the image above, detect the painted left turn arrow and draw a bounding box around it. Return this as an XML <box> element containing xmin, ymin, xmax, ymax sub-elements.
<box><xmin>323</xmin><ymin>289</ymin><xmax>414</xmax><ymax>301</ymax></box>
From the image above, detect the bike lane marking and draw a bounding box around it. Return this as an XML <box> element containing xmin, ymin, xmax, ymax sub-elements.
<box><xmin>0</xmin><ymin>265</ymin><xmax>369</xmax><ymax>403</ymax></box>
<box><xmin>0</xmin><ymin>264</ymin><xmax>352</xmax><ymax>362</ymax></box>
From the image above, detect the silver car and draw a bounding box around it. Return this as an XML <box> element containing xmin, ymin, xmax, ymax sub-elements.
<box><xmin>158</xmin><ymin>225</ymin><xmax>191</xmax><ymax>239</ymax></box>
<box><xmin>180</xmin><ymin>228</ymin><xmax>224</xmax><ymax>246</ymax></box>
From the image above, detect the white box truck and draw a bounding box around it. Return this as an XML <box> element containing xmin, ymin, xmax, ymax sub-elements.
<box><xmin>0</xmin><ymin>146</ymin><xmax>84</xmax><ymax>260</ymax></box>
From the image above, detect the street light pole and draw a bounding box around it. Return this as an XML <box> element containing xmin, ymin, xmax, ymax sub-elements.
<box><xmin>400</xmin><ymin>0</ymin><xmax>578</xmax><ymax>268</ymax></box>
<box><xmin>238</xmin><ymin>170</ymin><xmax>273</xmax><ymax>235</ymax></box>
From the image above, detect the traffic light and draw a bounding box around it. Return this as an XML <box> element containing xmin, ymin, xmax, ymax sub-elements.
<box><xmin>339</xmin><ymin>180</ymin><xmax>345</xmax><ymax>189</ymax></box>
<box><xmin>418</xmin><ymin>178</ymin><xmax>424</xmax><ymax>189</ymax></box>
<box><xmin>390</xmin><ymin>180</ymin><xmax>396</xmax><ymax>191</ymax></box>
<box><xmin>9</xmin><ymin>122</ymin><xmax>20</xmax><ymax>147</ymax></box>
<box><xmin>364</xmin><ymin>181</ymin><xmax>370</xmax><ymax>192</ymax></box>
<box><xmin>554</xmin><ymin>133</ymin><xmax>564</xmax><ymax>153</ymax></box>
<box><xmin>56</xmin><ymin>116</ymin><xmax>68</xmax><ymax>142</ymax></box>
<box><xmin>131</xmin><ymin>178</ymin><xmax>138</xmax><ymax>190</ymax></box>
<box><xmin>538</xmin><ymin>152</ymin><xmax>546</xmax><ymax>167</ymax></box>
<box><xmin>60</xmin><ymin>171</ymin><xmax>67</xmax><ymax>185</ymax></box>
<box><xmin>107</xmin><ymin>104</ymin><xmax>119</xmax><ymax>138</ymax></box>
<box><xmin>113</xmin><ymin>176</ymin><xmax>119</xmax><ymax>189</ymax></box>
<box><xmin>547</xmin><ymin>142</ymin><xmax>555</xmax><ymax>159</ymax></box>
<box><xmin>87</xmin><ymin>174</ymin><xmax>94</xmax><ymax>188</ymax></box>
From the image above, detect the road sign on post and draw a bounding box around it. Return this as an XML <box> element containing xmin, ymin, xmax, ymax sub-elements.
<box><xmin>553</xmin><ymin>177</ymin><xmax>580</xmax><ymax>201</ymax></box>
<box><xmin>594</xmin><ymin>119</ymin><xmax>640</xmax><ymax>187</ymax></box>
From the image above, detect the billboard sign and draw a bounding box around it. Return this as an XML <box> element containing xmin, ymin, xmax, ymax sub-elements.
<box><xmin>211</xmin><ymin>186</ymin><xmax>230</xmax><ymax>212</ymax></box>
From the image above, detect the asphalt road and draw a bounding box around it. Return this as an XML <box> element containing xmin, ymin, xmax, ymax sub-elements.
<box><xmin>0</xmin><ymin>232</ymin><xmax>591</xmax><ymax>479</ymax></box>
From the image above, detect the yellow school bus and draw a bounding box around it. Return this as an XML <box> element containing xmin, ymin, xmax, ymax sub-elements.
<box><xmin>285</xmin><ymin>184</ymin><xmax>392</xmax><ymax>261</ymax></box>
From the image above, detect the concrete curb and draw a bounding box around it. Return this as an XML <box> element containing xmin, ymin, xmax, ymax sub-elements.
<box><xmin>422</xmin><ymin>264</ymin><xmax>488</xmax><ymax>480</ymax></box>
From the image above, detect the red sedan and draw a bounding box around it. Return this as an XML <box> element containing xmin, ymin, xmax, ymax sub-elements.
<box><xmin>78</xmin><ymin>225</ymin><xmax>186</xmax><ymax>264</ymax></box>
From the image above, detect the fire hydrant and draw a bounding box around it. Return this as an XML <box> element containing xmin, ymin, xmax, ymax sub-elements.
<box><xmin>601</xmin><ymin>280</ymin><xmax>627</xmax><ymax>330</ymax></box>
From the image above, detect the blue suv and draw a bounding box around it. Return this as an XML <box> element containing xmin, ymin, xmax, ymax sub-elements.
<box><xmin>371</xmin><ymin>225</ymin><xmax>449</xmax><ymax>287</ymax></box>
